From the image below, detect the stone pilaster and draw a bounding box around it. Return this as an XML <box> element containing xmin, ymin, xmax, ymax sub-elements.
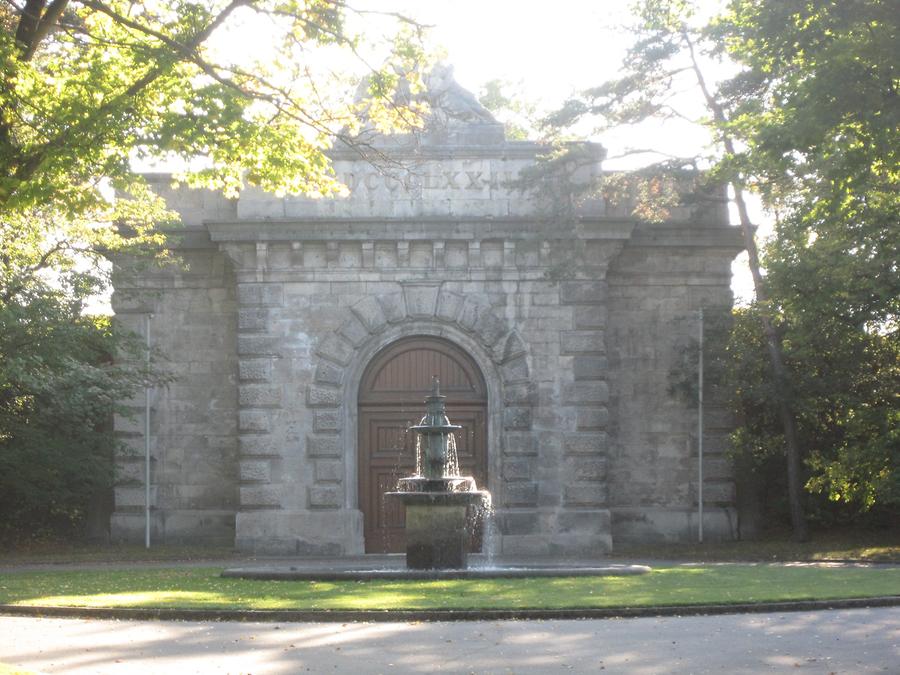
<box><xmin>236</xmin><ymin>280</ymin><xmax>284</xmax><ymax>510</ymax></box>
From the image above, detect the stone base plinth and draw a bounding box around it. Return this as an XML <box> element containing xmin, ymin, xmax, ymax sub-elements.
<box><xmin>391</xmin><ymin>492</ymin><xmax>486</xmax><ymax>569</ymax></box>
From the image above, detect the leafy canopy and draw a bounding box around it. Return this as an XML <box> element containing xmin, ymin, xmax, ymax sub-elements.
<box><xmin>0</xmin><ymin>0</ymin><xmax>426</xmax><ymax>541</ymax></box>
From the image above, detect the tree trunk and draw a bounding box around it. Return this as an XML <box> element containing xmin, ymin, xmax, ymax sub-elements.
<box><xmin>684</xmin><ymin>30</ymin><xmax>809</xmax><ymax>542</ymax></box>
<box><xmin>732</xmin><ymin>190</ymin><xmax>809</xmax><ymax>542</ymax></box>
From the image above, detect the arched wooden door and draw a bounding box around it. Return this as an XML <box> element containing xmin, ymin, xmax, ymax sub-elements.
<box><xmin>358</xmin><ymin>336</ymin><xmax>488</xmax><ymax>553</ymax></box>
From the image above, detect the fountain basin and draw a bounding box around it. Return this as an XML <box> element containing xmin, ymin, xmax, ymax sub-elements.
<box><xmin>386</xmin><ymin>490</ymin><xmax>488</xmax><ymax>569</ymax></box>
<box><xmin>221</xmin><ymin>562</ymin><xmax>652</xmax><ymax>581</ymax></box>
<box><xmin>393</xmin><ymin>475</ymin><xmax>482</xmax><ymax>494</ymax></box>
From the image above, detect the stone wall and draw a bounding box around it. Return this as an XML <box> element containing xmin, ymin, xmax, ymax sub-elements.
<box><xmin>606</xmin><ymin>222</ymin><xmax>739</xmax><ymax>544</ymax></box>
<box><xmin>110</xmin><ymin>180</ymin><xmax>239</xmax><ymax>545</ymax></box>
<box><xmin>210</xmin><ymin>222</ymin><xmax>622</xmax><ymax>555</ymax></box>
<box><xmin>110</xmin><ymin>138</ymin><xmax>743</xmax><ymax>554</ymax></box>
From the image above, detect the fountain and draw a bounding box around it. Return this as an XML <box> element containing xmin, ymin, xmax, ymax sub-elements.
<box><xmin>385</xmin><ymin>377</ymin><xmax>490</xmax><ymax>569</ymax></box>
<box><xmin>221</xmin><ymin>378</ymin><xmax>651</xmax><ymax>581</ymax></box>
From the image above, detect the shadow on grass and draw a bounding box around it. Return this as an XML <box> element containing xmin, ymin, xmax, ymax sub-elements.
<box><xmin>1</xmin><ymin>565</ymin><xmax>897</xmax><ymax>611</ymax></box>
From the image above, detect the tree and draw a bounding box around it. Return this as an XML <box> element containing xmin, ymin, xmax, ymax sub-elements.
<box><xmin>541</xmin><ymin>0</ymin><xmax>810</xmax><ymax>539</ymax></box>
<box><xmin>0</xmin><ymin>0</ymin><xmax>424</xmax><ymax>541</ymax></box>
<box><xmin>718</xmin><ymin>0</ymin><xmax>899</xmax><ymax>515</ymax></box>
<box><xmin>542</xmin><ymin>0</ymin><xmax>899</xmax><ymax>533</ymax></box>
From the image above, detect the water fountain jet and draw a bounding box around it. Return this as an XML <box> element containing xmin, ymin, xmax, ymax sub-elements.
<box><xmin>221</xmin><ymin>378</ymin><xmax>652</xmax><ymax>580</ymax></box>
<box><xmin>386</xmin><ymin>377</ymin><xmax>490</xmax><ymax>569</ymax></box>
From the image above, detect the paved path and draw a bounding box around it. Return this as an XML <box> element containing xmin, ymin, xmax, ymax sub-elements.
<box><xmin>1</xmin><ymin>607</ymin><xmax>898</xmax><ymax>674</ymax></box>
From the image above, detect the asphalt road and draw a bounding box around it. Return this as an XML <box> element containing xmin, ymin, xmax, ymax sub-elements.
<box><xmin>1</xmin><ymin>607</ymin><xmax>898</xmax><ymax>674</ymax></box>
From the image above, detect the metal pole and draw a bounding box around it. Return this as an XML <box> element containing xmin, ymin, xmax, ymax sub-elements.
<box><xmin>698</xmin><ymin>307</ymin><xmax>704</xmax><ymax>543</ymax></box>
<box><xmin>145</xmin><ymin>314</ymin><xmax>152</xmax><ymax>550</ymax></box>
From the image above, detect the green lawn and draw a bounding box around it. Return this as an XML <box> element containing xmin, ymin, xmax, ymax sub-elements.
<box><xmin>612</xmin><ymin>528</ymin><xmax>900</xmax><ymax>563</ymax></box>
<box><xmin>0</xmin><ymin>565</ymin><xmax>897</xmax><ymax>611</ymax></box>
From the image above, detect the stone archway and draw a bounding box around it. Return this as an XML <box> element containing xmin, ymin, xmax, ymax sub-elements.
<box><xmin>357</xmin><ymin>336</ymin><xmax>488</xmax><ymax>553</ymax></box>
<box><xmin>302</xmin><ymin>284</ymin><xmax>535</xmax><ymax>552</ymax></box>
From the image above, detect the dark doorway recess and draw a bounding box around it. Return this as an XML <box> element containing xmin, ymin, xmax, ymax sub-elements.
<box><xmin>358</xmin><ymin>336</ymin><xmax>488</xmax><ymax>553</ymax></box>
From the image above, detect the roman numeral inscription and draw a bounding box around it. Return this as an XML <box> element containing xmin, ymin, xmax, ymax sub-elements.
<box><xmin>340</xmin><ymin>170</ymin><xmax>515</xmax><ymax>194</ymax></box>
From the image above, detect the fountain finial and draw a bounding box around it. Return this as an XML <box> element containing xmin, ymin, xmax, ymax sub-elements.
<box><xmin>431</xmin><ymin>376</ymin><xmax>440</xmax><ymax>397</ymax></box>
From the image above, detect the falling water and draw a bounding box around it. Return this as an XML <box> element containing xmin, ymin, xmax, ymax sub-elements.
<box><xmin>444</xmin><ymin>433</ymin><xmax>460</xmax><ymax>477</ymax></box>
<box><xmin>414</xmin><ymin>435</ymin><xmax>423</xmax><ymax>477</ymax></box>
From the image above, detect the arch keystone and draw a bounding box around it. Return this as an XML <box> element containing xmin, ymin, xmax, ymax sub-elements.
<box><xmin>402</xmin><ymin>284</ymin><xmax>439</xmax><ymax>317</ymax></box>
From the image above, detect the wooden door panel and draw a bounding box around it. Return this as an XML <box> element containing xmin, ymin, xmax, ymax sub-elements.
<box><xmin>358</xmin><ymin>337</ymin><xmax>488</xmax><ymax>554</ymax></box>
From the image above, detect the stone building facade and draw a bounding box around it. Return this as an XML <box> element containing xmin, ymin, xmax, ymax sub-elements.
<box><xmin>111</xmin><ymin>80</ymin><xmax>743</xmax><ymax>555</ymax></box>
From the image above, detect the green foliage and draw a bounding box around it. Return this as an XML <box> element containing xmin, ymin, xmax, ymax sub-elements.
<box><xmin>0</xmin><ymin>275</ymin><xmax>158</xmax><ymax>542</ymax></box>
<box><xmin>0</xmin><ymin>1</ymin><xmax>425</xmax><ymax>541</ymax></box>
<box><xmin>727</xmin><ymin>306</ymin><xmax>899</xmax><ymax>518</ymax></box>
<box><xmin>717</xmin><ymin>0</ymin><xmax>900</xmax><ymax>513</ymax></box>
<box><xmin>477</xmin><ymin>79</ymin><xmax>538</xmax><ymax>140</ymax></box>
<box><xmin>545</xmin><ymin>0</ymin><xmax>898</xmax><ymax>519</ymax></box>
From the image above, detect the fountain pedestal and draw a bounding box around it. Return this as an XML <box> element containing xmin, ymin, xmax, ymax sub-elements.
<box><xmin>386</xmin><ymin>378</ymin><xmax>489</xmax><ymax>570</ymax></box>
<box><xmin>402</xmin><ymin>493</ymin><xmax>484</xmax><ymax>569</ymax></box>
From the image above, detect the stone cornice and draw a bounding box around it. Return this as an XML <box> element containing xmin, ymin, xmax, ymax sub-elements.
<box><xmin>205</xmin><ymin>217</ymin><xmax>638</xmax><ymax>243</ymax></box>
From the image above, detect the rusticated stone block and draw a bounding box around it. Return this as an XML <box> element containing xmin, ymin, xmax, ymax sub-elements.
<box><xmin>237</xmin><ymin>284</ymin><xmax>283</xmax><ymax>307</ymax></box>
<box><xmin>403</xmin><ymin>284</ymin><xmax>439</xmax><ymax>317</ymax></box>
<box><xmin>573</xmin><ymin>305</ymin><xmax>607</xmax><ymax>329</ymax></box>
<box><xmin>314</xmin><ymin>361</ymin><xmax>344</xmax><ymax>386</ymax></box>
<box><xmin>307</xmin><ymin>434</ymin><xmax>341</xmax><ymax>457</ymax></box>
<box><xmin>113</xmin><ymin>413</ymin><xmax>142</xmax><ymax>434</ymax></box>
<box><xmin>457</xmin><ymin>298</ymin><xmax>482</xmax><ymax>330</ymax></box>
<box><xmin>504</xmin><ymin>433</ymin><xmax>538</xmax><ymax>456</ymax></box>
<box><xmin>557</xmin><ymin>509</ymin><xmax>611</xmax><ymax>534</ymax></box>
<box><xmin>115</xmin><ymin>486</ymin><xmax>156</xmax><ymax>508</ymax></box>
<box><xmin>240</xmin><ymin>435</ymin><xmax>279</xmax><ymax>457</ymax></box>
<box><xmin>238</xmin><ymin>308</ymin><xmax>269</xmax><ymax>332</ymax></box>
<box><xmin>568</xmin><ymin>456</ymin><xmax>607</xmax><ymax>481</ymax></box>
<box><xmin>502</xmin><ymin>332</ymin><xmax>526</xmax><ymax>362</ymax></box>
<box><xmin>238</xmin><ymin>410</ymin><xmax>270</xmax><ymax>433</ymax></box>
<box><xmin>562</xmin><ymin>381</ymin><xmax>609</xmax><ymax>405</ymax></box>
<box><xmin>377</xmin><ymin>294</ymin><xmax>406</xmax><ymax>323</ymax></box>
<box><xmin>474</xmin><ymin>309</ymin><xmax>506</xmax><ymax>347</ymax></box>
<box><xmin>500</xmin><ymin>356</ymin><xmax>529</xmax><ymax>382</ymax></box>
<box><xmin>306</xmin><ymin>385</ymin><xmax>341</xmax><ymax>408</ymax></box>
<box><xmin>561</xmin><ymin>330</ymin><xmax>605</xmax><ymax>354</ymax></box>
<box><xmin>504</xmin><ymin>482</ymin><xmax>538</xmax><ymax>507</ymax></box>
<box><xmin>563</xmin><ymin>432</ymin><xmax>608</xmax><ymax>455</ymax></box>
<box><xmin>576</xmin><ymin>407</ymin><xmax>609</xmax><ymax>430</ymax></box>
<box><xmin>503</xmin><ymin>382</ymin><xmax>538</xmax><ymax>405</ymax></box>
<box><xmin>338</xmin><ymin>315</ymin><xmax>370</xmax><ymax>347</ymax></box>
<box><xmin>240</xmin><ymin>485</ymin><xmax>281</xmax><ymax>508</ymax></box>
<box><xmin>313</xmin><ymin>410</ymin><xmax>340</xmax><ymax>433</ymax></box>
<box><xmin>239</xmin><ymin>384</ymin><xmax>281</xmax><ymax>407</ymax></box>
<box><xmin>503</xmin><ymin>407</ymin><xmax>532</xmax><ymax>430</ymax></box>
<box><xmin>309</xmin><ymin>485</ymin><xmax>341</xmax><ymax>509</ymax></box>
<box><xmin>240</xmin><ymin>460</ymin><xmax>270</xmax><ymax>483</ymax></box>
<box><xmin>700</xmin><ymin>481</ymin><xmax>735</xmax><ymax>504</ymax></box>
<box><xmin>315</xmin><ymin>336</ymin><xmax>353</xmax><ymax>366</ymax></box>
<box><xmin>315</xmin><ymin>460</ymin><xmax>343</xmax><ymax>483</ymax></box>
<box><xmin>351</xmin><ymin>295</ymin><xmax>387</xmax><ymax>332</ymax></box>
<box><xmin>563</xmin><ymin>483</ymin><xmax>607</xmax><ymax>507</ymax></box>
<box><xmin>560</xmin><ymin>281</ymin><xmax>607</xmax><ymax>304</ymax></box>
<box><xmin>239</xmin><ymin>358</ymin><xmax>271</xmax><ymax>382</ymax></box>
<box><xmin>237</xmin><ymin>335</ymin><xmax>279</xmax><ymax>356</ymax></box>
<box><xmin>435</xmin><ymin>291</ymin><xmax>464</xmax><ymax>322</ymax></box>
<box><xmin>502</xmin><ymin>458</ymin><xmax>533</xmax><ymax>481</ymax></box>
<box><xmin>572</xmin><ymin>355</ymin><xmax>608</xmax><ymax>380</ymax></box>
<box><xmin>498</xmin><ymin>511</ymin><xmax>540</xmax><ymax>535</ymax></box>
<box><xmin>702</xmin><ymin>456</ymin><xmax>733</xmax><ymax>481</ymax></box>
